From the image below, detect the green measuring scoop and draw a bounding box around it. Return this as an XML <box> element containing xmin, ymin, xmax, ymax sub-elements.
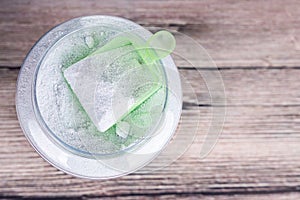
<box><xmin>63</xmin><ymin>30</ymin><xmax>175</xmax><ymax>133</ymax></box>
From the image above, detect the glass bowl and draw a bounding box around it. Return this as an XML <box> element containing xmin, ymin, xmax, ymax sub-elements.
<box><xmin>16</xmin><ymin>15</ymin><xmax>182</xmax><ymax>179</ymax></box>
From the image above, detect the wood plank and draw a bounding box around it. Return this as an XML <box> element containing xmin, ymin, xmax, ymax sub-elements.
<box><xmin>2</xmin><ymin>111</ymin><xmax>300</xmax><ymax>197</ymax></box>
<box><xmin>1</xmin><ymin>67</ymin><xmax>300</xmax><ymax>197</ymax></box>
<box><xmin>96</xmin><ymin>193</ymin><xmax>300</xmax><ymax>200</ymax></box>
<box><xmin>181</xmin><ymin>68</ymin><xmax>300</xmax><ymax>106</ymax></box>
<box><xmin>1</xmin><ymin>0</ymin><xmax>300</xmax><ymax>67</ymax></box>
<box><xmin>84</xmin><ymin>193</ymin><xmax>300</xmax><ymax>200</ymax></box>
<box><xmin>2</xmin><ymin>193</ymin><xmax>300</xmax><ymax>200</ymax></box>
<box><xmin>3</xmin><ymin>67</ymin><xmax>300</xmax><ymax>107</ymax></box>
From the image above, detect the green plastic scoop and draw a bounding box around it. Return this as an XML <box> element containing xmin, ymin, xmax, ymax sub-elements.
<box><xmin>63</xmin><ymin>30</ymin><xmax>175</xmax><ymax>133</ymax></box>
<box><xmin>92</xmin><ymin>30</ymin><xmax>175</xmax><ymax>64</ymax></box>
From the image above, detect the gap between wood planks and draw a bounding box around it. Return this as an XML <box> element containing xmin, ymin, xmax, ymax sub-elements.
<box><xmin>2</xmin><ymin>65</ymin><xmax>300</xmax><ymax>70</ymax></box>
<box><xmin>1</xmin><ymin>192</ymin><xmax>300</xmax><ymax>200</ymax></box>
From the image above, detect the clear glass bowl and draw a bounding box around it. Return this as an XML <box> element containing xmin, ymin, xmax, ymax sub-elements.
<box><xmin>16</xmin><ymin>16</ymin><xmax>182</xmax><ymax>179</ymax></box>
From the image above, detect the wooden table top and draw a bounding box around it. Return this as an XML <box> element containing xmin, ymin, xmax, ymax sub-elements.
<box><xmin>1</xmin><ymin>0</ymin><xmax>300</xmax><ymax>199</ymax></box>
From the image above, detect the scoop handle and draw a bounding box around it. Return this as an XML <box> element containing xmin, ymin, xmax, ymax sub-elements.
<box><xmin>91</xmin><ymin>30</ymin><xmax>176</xmax><ymax>63</ymax></box>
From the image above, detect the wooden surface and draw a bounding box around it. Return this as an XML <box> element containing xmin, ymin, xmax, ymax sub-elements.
<box><xmin>1</xmin><ymin>0</ymin><xmax>300</xmax><ymax>199</ymax></box>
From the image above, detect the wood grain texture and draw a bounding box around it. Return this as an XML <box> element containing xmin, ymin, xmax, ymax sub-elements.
<box><xmin>1</xmin><ymin>67</ymin><xmax>300</xmax><ymax>198</ymax></box>
<box><xmin>1</xmin><ymin>0</ymin><xmax>300</xmax><ymax>67</ymax></box>
<box><xmin>1</xmin><ymin>0</ymin><xmax>300</xmax><ymax>199</ymax></box>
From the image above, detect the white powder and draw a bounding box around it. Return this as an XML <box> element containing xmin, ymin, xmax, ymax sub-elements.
<box><xmin>35</xmin><ymin>27</ymin><xmax>166</xmax><ymax>156</ymax></box>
